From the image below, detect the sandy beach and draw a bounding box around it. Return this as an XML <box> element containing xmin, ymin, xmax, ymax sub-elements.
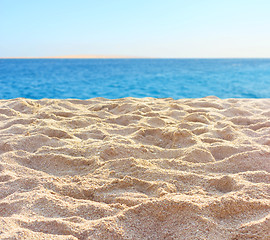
<box><xmin>0</xmin><ymin>97</ymin><xmax>269</xmax><ymax>239</ymax></box>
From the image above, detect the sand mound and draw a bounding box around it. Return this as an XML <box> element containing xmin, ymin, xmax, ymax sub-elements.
<box><xmin>0</xmin><ymin>97</ymin><xmax>269</xmax><ymax>239</ymax></box>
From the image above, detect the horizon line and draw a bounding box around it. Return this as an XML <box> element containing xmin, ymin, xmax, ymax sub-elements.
<box><xmin>1</xmin><ymin>55</ymin><xmax>270</xmax><ymax>59</ymax></box>
<box><xmin>0</xmin><ymin>55</ymin><xmax>149</xmax><ymax>59</ymax></box>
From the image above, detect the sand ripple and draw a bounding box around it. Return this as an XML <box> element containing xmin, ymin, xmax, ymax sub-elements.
<box><xmin>0</xmin><ymin>97</ymin><xmax>269</xmax><ymax>239</ymax></box>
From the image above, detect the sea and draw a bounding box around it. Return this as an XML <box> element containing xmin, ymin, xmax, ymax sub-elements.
<box><xmin>0</xmin><ymin>58</ymin><xmax>270</xmax><ymax>99</ymax></box>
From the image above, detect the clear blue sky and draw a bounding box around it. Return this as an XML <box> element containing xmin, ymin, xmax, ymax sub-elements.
<box><xmin>1</xmin><ymin>0</ymin><xmax>270</xmax><ymax>58</ymax></box>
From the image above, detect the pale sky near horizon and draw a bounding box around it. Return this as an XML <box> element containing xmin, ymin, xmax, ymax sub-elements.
<box><xmin>1</xmin><ymin>0</ymin><xmax>270</xmax><ymax>58</ymax></box>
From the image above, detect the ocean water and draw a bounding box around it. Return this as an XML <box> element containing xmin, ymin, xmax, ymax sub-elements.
<box><xmin>0</xmin><ymin>59</ymin><xmax>270</xmax><ymax>99</ymax></box>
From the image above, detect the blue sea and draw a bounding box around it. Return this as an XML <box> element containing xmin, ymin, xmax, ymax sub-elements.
<box><xmin>0</xmin><ymin>59</ymin><xmax>270</xmax><ymax>99</ymax></box>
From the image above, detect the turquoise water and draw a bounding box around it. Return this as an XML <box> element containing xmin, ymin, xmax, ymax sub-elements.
<box><xmin>0</xmin><ymin>59</ymin><xmax>270</xmax><ymax>99</ymax></box>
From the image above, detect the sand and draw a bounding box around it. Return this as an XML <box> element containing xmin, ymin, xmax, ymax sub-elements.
<box><xmin>0</xmin><ymin>97</ymin><xmax>269</xmax><ymax>239</ymax></box>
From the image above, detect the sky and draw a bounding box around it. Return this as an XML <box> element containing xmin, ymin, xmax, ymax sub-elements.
<box><xmin>0</xmin><ymin>0</ymin><xmax>270</xmax><ymax>58</ymax></box>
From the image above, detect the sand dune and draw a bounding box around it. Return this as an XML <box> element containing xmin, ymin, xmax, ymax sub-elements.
<box><xmin>0</xmin><ymin>97</ymin><xmax>269</xmax><ymax>239</ymax></box>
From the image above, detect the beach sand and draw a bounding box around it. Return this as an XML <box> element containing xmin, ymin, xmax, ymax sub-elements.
<box><xmin>0</xmin><ymin>97</ymin><xmax>269</xmax><ymax>239</ymax></box>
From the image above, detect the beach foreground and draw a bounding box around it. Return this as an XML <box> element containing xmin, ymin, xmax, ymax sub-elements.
<box><xmin>0</xmin><ymin>97</ymin><xmax>269</xmax><ymax>239</ymax></box>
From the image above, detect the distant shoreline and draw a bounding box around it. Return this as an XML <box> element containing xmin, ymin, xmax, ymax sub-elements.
<box><xmin>0</xmin><ymin>55</ymin><xmax>148</xmax><ymax>59</ymax></box>
<box><xmin>1</xmin><ymin>56</ymin><xmax>270</xmax><ymax>59</ymax></box>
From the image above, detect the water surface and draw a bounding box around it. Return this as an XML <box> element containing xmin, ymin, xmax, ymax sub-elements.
<box><xmin>0</xmin><ymin>59</ymin><xmax>270</xmax><ymax>99</ymax></box>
